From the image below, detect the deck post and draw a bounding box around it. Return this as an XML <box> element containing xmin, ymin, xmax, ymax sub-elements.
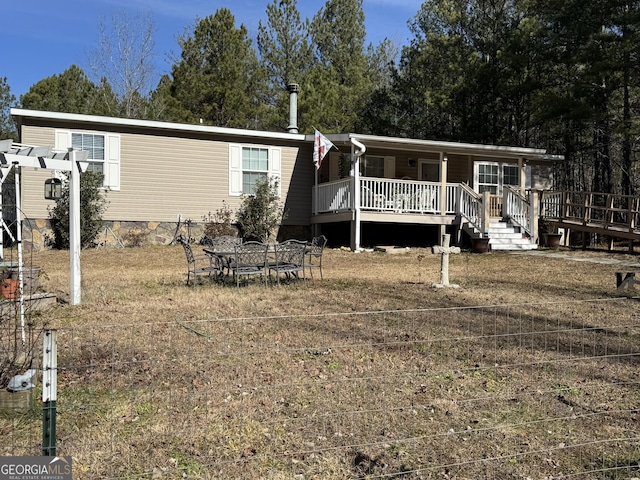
<box><xmin>352</xmin><ymin>143</ymin><xmax>362</xmax><ymax>251</ymax></box>
<box><xmin>530</xmin><ymin>190</ymin><xmax>539</xmax><ymax>244</ymax></box>
<box><xmin>439</xmin><ymin>153</ymin><xmax>448</xmax><ymax>215</ymax></box>
<box><xmin>518</xmin><ymin>157</ymin><xmax>526</xmax><ymax>194</ymax></box>
<box><xmin>482</xmin><ymin>191</ymin><xmax>491</xmax><ymax>235</ymax></box>
<box><xmin>439</xmin><ymin>153</ymin><xmax>448</xmax><ymax>240</ymax></box>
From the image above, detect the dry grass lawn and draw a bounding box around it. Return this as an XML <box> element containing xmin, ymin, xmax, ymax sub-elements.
<box><xmin>2</xmin><ymin>244</ymin><xmax>639</xmax><ymax>479</ymax></box>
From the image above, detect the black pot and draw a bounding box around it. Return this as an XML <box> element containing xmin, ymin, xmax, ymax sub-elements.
<box><xmin>543</xmin><ymin>233</ymin><xmax>562</xmax><ymax>248</ymax></box>
<box><xmin>471</xmin><ymin>237</ymin><xmax>490</xmax><ymax>253</ymax></box>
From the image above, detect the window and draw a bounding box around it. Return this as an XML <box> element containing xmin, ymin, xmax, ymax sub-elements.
<box><xmin>503</xmin><ymin>165</ymin><xmax>519</xmax><ymax>186</ymax></box>
<box><xmin>360</xmin><ymin>156</ymin><xmax>385</xmax><ymax>178</ymax></box>
<box><xmin>55</xmin><ymin>129</ymin><xmax>120</xmax><ymax>190</ymax></box>
<box><xmin>477</xmin><ymin>163</ymin><xmax>499</xmax><ymax>194</ymax></box>
<box><xmin>419</xmin><ymin>161</ymin><xmax>440</xmax><ymax>182</ymax></box>
<box><xmin>229</xmin><ymin>144</ymin><xmax>281</xmax><ymax>196</ymax></box>
<box><xmin>242</xmin><ymin>147</ymin><xmax>269</xmax><ymax>195</ymax></box>
<box><xmin>475</xmin><ymin>162</ymin><xmax>521</xmax><ymax>194</ymax></box>
<box><xmin>72</xmin><ymin>133</ymin><xmax>104</xmax><ymax>177</ymax></box>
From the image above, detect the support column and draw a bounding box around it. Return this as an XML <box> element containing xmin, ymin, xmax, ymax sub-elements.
<box><xmin>352</xmin><ymin>145</ymin><xmax>362</xmax><ymax>252</ymax></box>
<box><xmin>518</xmin><ymin>156</ymin><xmax>526</xmax><ymax>195</ymax></box>
<box><xmin>482</xmin><ymin>191</ymin><xmax>491</xmax><ymax>235</ymax></box>
<box><xmin>14</xmin><ymin>163</ymin><xmax>25</xmax><ymax>343</ymax></box>
<box><xmin>439</xmin><ymin>152</ymin><xmax>448</xmax><ymax>240</ymax></box>
<box><xmin>530</xmin><ymin>190</ymin><xmax>539</xmax><ymax>244</ymax></box>
<box><xmin>69</xmin><ymin>150</ymin><xmax>81</xmax><ymax>305</ymax></box>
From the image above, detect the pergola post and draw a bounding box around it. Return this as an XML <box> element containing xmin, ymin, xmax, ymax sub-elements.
<box><xmin>14</xmin><ymin>162</ymin><xmax>25</xmax><ymax>342</ymax></box>
<box><xmin>69</xmin><ymin>149</ymin><xmax>81</xmax><ymax>305</ymax></box>
<box><xmin>0</xmin><ymin>142</ymin><xmax>87</xmax><ymax>307</ymax></box>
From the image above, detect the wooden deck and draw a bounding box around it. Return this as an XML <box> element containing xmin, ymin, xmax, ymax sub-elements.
<box><xmin>541</xmin><ymin>191</ymin><xmax>640</xmax><ymax>250</ymax></box>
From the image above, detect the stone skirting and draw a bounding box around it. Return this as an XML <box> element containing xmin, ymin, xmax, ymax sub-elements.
<box><xmin>21</xmin><ymin>219</ymin><xmax>310</xmax><ymax>250</ymax></box>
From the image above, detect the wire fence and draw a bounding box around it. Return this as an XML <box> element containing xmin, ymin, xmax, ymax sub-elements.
<box><xmin>2</xmin><ymin>297</ymin><xmax>639</xmax><ymax>479</ymax></box>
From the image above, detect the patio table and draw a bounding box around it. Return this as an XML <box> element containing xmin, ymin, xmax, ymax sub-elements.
<box><xmin>204</xmin><ymin>244</ymin><xmax>274</xmax><ymax>284</ymax></box>
<box><xmin>204</xmin><ymin>241</ymin><xmax>308</xmax><ymax>284</ymax></box>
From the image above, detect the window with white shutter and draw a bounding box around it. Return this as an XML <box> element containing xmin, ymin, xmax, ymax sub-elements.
<box><xmin>55</xmin><ymin>129</ymin><xmax>120</xmax><ymax>190</ymax></box>
<box><xmin>229</xmin><ymin>144</ymin><xmax>282</xmax><ymax>196</ymax></box>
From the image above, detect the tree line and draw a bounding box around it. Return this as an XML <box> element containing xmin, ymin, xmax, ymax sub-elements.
<box><xmin>1</xmin><ymin>0</ymin><xmax>638</xmax><ymax>195</ymax></box>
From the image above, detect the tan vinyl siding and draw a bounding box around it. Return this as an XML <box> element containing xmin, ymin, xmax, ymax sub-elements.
<box><xmin>445</xmin><ymin>154</ymin><xmax>470</xmax><ymax>183</ymax></box>
<box><xmin>112</xmin><ymin>133</ymin><xmax>224</xmax><ymax>222</ymax></box>
<box><xmin>280</xmin><ymin>145</ymin><xmax>314</xmax><ymax>225</ymax></box>
<box><xmin>20</xmin><ymin>124</ymin><xmax>313</xmax><ymax>226</ymax></box>
<box><xmin>21</xmin><ymin>125</ymin><xmax>57</xmax><ymax>219</ymax></box>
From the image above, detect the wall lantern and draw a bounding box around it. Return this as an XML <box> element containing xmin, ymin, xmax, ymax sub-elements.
<box><xmin>44</xmin><ymin>177</ymin><xmax>63</xmax><ymax>200</ymax></box>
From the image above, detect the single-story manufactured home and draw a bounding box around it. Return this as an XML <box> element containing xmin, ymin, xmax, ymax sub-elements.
<box><xmin>10</xmin><ymin>107</ymin><xmax>560</xmax><ymax>251</ymax></box>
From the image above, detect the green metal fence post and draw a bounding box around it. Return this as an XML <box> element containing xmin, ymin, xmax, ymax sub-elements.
<box><xmin>42</xmin><ymin>329</ymin><xmax>58</xmax><ymax>456</ymax></box>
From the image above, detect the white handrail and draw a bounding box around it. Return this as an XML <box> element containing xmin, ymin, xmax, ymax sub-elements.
<box><xmin>458</xmin><ymin>184</ymin><xmax>483</xmax><ymax>234</ymax></box>
<box><xmin>504</xmin><ymin>186</ymin><xmax>532</xmax><ymax>236</ymax></box>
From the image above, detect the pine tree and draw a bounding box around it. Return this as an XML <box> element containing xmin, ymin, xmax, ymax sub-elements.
<box><xmin>20</xmin><ymin>65</ymin><xmax>116</xmax><ymax>115</ymax></box>
<box><xmin>0</xmin><ymin>78</ymin><xmax>16</xmax><ymax>140</ymax></box>
<box><xmin>257</xmin><ymin>0</ymin><xmax>313</xmax><ymax>131</ymax></box>
<box><xmin>168</xmin><ymin>9</ymin><xmax>268</xmax><ymax>129</ymax></box>
<box><xmin>303</xmin><ymin>0</ymin><xmax>372</xmax><ymax>132</ymax></box>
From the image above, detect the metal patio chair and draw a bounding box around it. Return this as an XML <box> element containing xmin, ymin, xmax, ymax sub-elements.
<box><xmin>305</xmin><ymin>235</ymin><xmax>327</xmax><ymax>280</ymax></box>
<box><xmin>207</xmin><ymin>235</ymin><xmax>242</xmax><ymax>278</ymax></box>
<box><xmin>269</xmin><ymin>240</ymin><xmax>307</xmax><ymax>285</ymax></box>
<box><xmin>177</xmin><ymin>236</ymin><xmax>220</xmax><ymax>286</ymax></box>
<box><xmin>228</xmin><ymin>241</ymin><xmax>269</xmax><ymax>287</ymax></box>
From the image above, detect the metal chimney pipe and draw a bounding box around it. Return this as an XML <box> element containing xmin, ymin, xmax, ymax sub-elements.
<box><xmin>286</xmin><ymin>83</ymin><xmax>300</xmax><ymax>134</ymax></box>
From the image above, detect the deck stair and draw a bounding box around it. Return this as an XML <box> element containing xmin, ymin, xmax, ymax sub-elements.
<box><xmin>487</xmin><ymin>219</ymin><xmax>537</xmax><ymax>251</ymax></box>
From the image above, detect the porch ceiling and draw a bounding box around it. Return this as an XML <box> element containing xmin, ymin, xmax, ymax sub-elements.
<box><xmin>325</xmin><ymin>133</ymin><xmax>562</xmax><ymax>162</ymax></box>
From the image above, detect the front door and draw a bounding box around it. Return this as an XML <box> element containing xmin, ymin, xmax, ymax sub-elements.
<box><xmin>419</xmin><ymin>160</ymin><xmax>440</xmax><ymax>182</ymax></box>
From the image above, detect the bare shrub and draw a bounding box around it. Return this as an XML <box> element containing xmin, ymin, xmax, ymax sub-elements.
<box><xmin>122</xmin><ymin>229</ymin><xmax>148</xmax><ymax>247</ymax></box>
<box><xmin>202</xmin><ymin>201</ymin><xmax>238</xmax><ymax>240</ymax></box>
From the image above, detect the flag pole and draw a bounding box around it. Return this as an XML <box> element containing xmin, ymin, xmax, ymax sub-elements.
<box><xmin>313</xmin><ymin>127</ymin><xmax>318</xmax><ymax>216</ymax></box>
<box><xmin>312</xmin><ymin>128</ymin><xmax>336</xmax><ymax>219</ymax></box>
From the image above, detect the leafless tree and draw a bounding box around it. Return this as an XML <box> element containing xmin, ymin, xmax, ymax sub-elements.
<box><xmin>89</xmin><ymin>10</ymin><xmax>157</xmax><ymax>119</ymax></box>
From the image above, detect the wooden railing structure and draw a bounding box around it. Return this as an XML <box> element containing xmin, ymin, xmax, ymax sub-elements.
<box><xmin>312</xmin><ymin>179</ymin><xmax>640</xmax><ymax>249</ymax></box>
<box><xmin>540</xmin><ymin>190</ymin><xmax>640</xmax><ymax>249</ymax></box>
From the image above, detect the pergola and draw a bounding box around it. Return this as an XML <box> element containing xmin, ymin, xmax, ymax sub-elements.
<box><xmin>0</xmin><ymin>139</ymin><xmax>88</xmax><ymax>339</ymax></box>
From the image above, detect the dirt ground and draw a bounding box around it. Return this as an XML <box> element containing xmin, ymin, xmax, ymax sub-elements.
<box><xmin>2</xmin><ymin>244</ymin><xmax>639</xmax><ymax>479</ymax></box>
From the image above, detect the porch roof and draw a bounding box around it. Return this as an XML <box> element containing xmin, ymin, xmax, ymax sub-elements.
<box><xmin>321</xmin><ymin>133</ymin><xmax>562</xmax><ymax>162</ymax></box>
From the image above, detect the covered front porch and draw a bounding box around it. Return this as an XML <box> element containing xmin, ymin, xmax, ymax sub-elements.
<box><xmin>310</xmin><ymin>133</ymin><xmax>557</xmax><ymax>251</ymax></box>
<box><xmin>312</xmin><ymin>176</ymin><xmax>538</xmax><ymax>250</ymax></box>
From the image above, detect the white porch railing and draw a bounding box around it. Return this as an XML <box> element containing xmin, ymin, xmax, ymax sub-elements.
<box><xmin>313</xmin><ymin>177</ymin><xmax>459</xmax><ymax>215</ymax></box>
<box><xmin>503</xmin><ymin>186</ymin><xmax>533</xmax><ymax>237</ymax></box>
<box><xmin>360</xmin><ymin>177</ymin><xmax>445</xmax><ymax>213</ymax></box>
<box><xmin>313</xmin><ymin>178</ymin><xmax>353</xmax><ymax>214</ymax></box>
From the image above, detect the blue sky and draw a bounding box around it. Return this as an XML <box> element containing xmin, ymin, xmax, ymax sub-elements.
<box><xmin>3</xmin><ymin>0</ymin><xmax>423</xmax><ymax>102</ymax></box>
